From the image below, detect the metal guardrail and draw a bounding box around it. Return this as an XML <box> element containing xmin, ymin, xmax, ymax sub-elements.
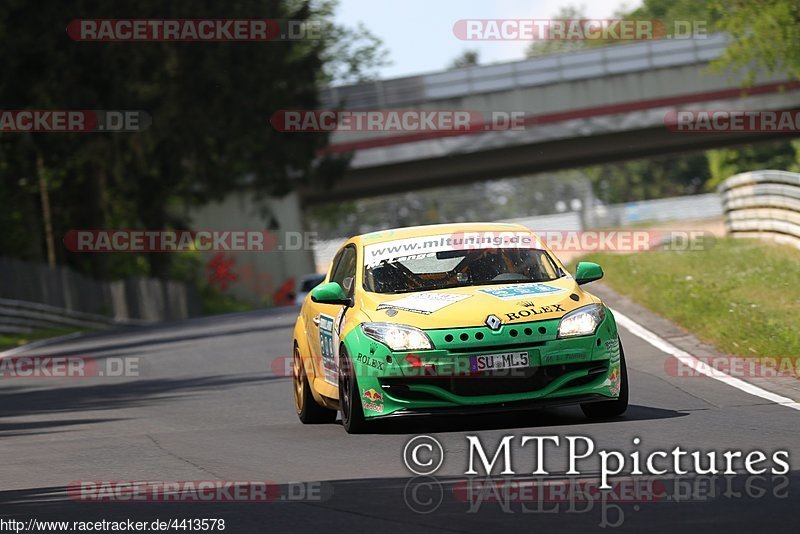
<box><xmin>0</xmin><ymin>298</ymin><xmax>147</xmax><ymax>335</ymax></box>
<box><xmin>0</xmin><ymin>256</ymin><xmax>202</xmax><ymax>326</ymax></box>
<box><xmin>718</xmin><ymin>170</ymin><xmax>800</xmax><ymax>249</ymax></box>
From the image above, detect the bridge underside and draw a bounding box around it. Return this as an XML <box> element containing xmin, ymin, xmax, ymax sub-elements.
<box><xmin>300</xmin><ymin>127</ymin><xmax>800</xmax><ymax>206</ymax></box>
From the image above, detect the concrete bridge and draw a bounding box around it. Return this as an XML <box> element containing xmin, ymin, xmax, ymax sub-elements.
<box><xmin>301</xmin><ymin>34</ymin><xmax>800</xmax><ymax>205</ymax></box>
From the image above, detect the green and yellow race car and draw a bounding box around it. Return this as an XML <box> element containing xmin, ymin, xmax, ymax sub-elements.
<box><xmin>292</xmin><ymin>223</ymin><xmax>628</xmax><ymax>433</ymax></box>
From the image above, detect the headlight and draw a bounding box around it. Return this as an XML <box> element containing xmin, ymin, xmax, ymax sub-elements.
<box><xmin>361</xmin><ymin>322</ymin><xmax>433</xmax><ymax>351</ymax></box>
<box><xmin>557</xmin><ymin>304</ymin><xmax>606</xmax><ymax>338</ymax></box>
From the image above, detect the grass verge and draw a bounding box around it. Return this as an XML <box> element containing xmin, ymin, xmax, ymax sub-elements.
<box><xmin>584</xmin><ymin>238</ymin><xmax>800</xmax><ymax>359</ymax></box>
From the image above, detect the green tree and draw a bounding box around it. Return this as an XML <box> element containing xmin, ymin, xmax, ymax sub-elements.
<box><xmin>711</xmin><ymin>0</ymin><xmax>800</xmax><ymax>83</ymax></box>
<box><xmin>706</xmin><ymin>141</ymin><xmax>800</xmax><ymax>190</ymax></box>
<box><xmin>583</xmin><ymin>154</ymin><xmax>710</xmax><ymax>204</ymax></box>
<box><xmin>526</xmin><ymin>6</ymin><xmax>593</xmax><ymax>58</ymax></box>
<box><xmin>705</xmin><ymin>0</ymin><xmax>800</xmax><ymax>182</ymax></box>
<box><xmin>0</xmin><ymin>0</ymin><xmax>386</xmax><ymax>279</ymax></box>
<box><xmin>627</xmin><ymin>0</ymin><xmax>799</xmax><ymax>82</ymax></box>
<box><xmin>625</xmin><ymin>0</ymin><xmax>721</xmax><ymax>34</ymax></box>
<box><xmin>448</xmin><ymin>50</ymin><xmax>480</xmax><ymax>69</ymax></box>
<box><xmin>602</xmin><ymin>0</ymin><xmax>800</xmax><ymax>194</ymax></box>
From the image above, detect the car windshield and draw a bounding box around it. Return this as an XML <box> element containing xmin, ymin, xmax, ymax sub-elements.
<box><xmin>364</xmin><ymin>247</ymin><xmax>563</xmax><ymax>294</ymax></box>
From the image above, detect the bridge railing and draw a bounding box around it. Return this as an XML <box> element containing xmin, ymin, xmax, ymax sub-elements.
<box><xmin>718</xmin><ymin>170</ymin><xmax>800</xmax><ymax>249</ymax></box>
<box><xmin>322</xmin><ymin>34</ymin><xmax>730</xmax><ymax>109</ymax></box>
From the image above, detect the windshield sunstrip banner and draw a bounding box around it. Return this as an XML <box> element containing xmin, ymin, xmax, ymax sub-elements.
<box><xmin>363</xmin><ymin>232</ymin><xmax>543</xmax><ymax>267</ymax></box>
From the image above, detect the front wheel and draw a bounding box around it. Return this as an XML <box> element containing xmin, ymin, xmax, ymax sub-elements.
<box><xmin>293</xmin><ymin>345</ymin><xmax>337</xmax><ymax>424</ymax></box>
<box><xmin>581</xmin><ymin>339</ymin><xmax>629</xmax><ymax>419</ymax></box>
<box><xmin>339</xmin><ymin>347</ymin><xmax>367</xmax><ymax>434</ymax></box>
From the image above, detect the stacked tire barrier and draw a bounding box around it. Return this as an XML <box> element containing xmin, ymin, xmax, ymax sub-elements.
<box><xmin>718</xmin><ymin>170</ymin><xmax>800</xmax><ymax>250</ymax></box>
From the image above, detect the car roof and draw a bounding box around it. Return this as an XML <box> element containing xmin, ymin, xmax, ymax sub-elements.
<box><xmin>349</xmin><ymin>222</ymin><xmax>532</xmax><ymax>246</ymax></box>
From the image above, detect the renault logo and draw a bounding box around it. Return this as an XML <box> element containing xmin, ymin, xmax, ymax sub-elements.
<box><xmin>485</xmin><ymin>314</ymin><xmax>502</xmax><ymax>331</ymax></box>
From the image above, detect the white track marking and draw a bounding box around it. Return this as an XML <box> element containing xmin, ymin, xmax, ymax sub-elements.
<box><xmin>612</xmin><ymin>309</ymin><xmax>800</xmax><ymax>412</ymax></box>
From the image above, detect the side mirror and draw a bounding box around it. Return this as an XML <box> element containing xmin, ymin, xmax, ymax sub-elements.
<box><xmin>575</xmin><ymin>262</ymin><xmax>603</xmax><ymax>285</ymax></box>
<box><xmin>311</xmin><ymin>282</ymin><xmax>353</xmax><ymax>306</ymax></box>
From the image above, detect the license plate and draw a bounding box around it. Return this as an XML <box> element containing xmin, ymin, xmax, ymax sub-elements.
<box><xmin>470</xmin><ymin>352</ymin><xmax>529</xmax><ymax>372</ymax></box>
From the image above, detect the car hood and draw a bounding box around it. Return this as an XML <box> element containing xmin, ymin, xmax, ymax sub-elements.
<box><xmin>358</xmin><ymin>277</ymin><xmax>600</xmax><ymax>330</ymax></box>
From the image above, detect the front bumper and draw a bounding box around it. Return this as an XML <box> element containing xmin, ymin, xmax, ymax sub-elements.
<box><xmin>378</xmin><ymin>394</ymin><xmax>610</xmax><ymax>419</ymax></box>
<box><xmin>344</xmin><ymin>311</ymin><xmax>622</xmax><ymax>418</ymax></box>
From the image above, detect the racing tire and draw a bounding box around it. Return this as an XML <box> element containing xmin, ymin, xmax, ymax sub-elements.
<box><xmin>581</xmin><ymin>339</ymin><xmax>629</xmax><ymax>419</ymax></box>
<box><xmin>293</xmin><ymin>345</ymin><xmax>337</xmax><ymax>424</ymax></box>
<box><xmin>339</xmin><ymin>347</ymin><xmax>368</xmax><ymax>434</ymax></box>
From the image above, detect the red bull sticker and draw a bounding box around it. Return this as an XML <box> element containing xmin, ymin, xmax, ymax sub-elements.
<box><xmin>362</xmin><ymin>388</ymin><xmax>384</xmax><ymax>412</ymax></box>
<box><xmin>609</xmin><ymin>367</ymin><xmax>621</xmax><ymax>396</ymax></box>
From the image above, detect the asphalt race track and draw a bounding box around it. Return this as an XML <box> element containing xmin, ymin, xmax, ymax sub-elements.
<box><xmin>1</xmin><ymin>297</ymin><xmax>798</xmax><ymax>533</ymax></box>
